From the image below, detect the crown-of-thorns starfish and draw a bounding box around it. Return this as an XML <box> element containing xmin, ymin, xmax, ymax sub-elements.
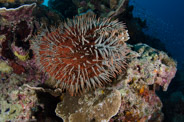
<box><xmin>32</xmin><ymin>13</ymin><xmax>130</xmax><ymax>96</ymax></box>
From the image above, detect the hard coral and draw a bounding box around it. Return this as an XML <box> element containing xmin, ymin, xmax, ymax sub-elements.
<box><xmin>0</xmin><ymin>3</ymin><xmax>36</xmax><ymax>60</ymax></box>
<box><xmin>0</xmin><ymin>0</ymin><xmax>43</xmax><ymax>8</ymax></box>
<box><xmin>110</xmin><ymin>43</ymin><xmax>177</xmax><ymax>121</ymax></box>
<box><xmin>55</xmin><ymin>88</ymin><xmax>121</xmax><ymax>122</ymax></box>
<box><xmin>32</xmin><ymin>13</ymin><xmax>130</xmax><ymax>95</ymax></box>
<box><xmin>0</xmin><ymin>3</ymin><xmax>36</xmax><ymax>25</ymax></box>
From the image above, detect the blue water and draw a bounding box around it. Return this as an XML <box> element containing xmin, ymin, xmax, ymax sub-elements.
<box><xmin>42</xmin><ymin>0</ymin><xmax>48</xmax><ymax>6</ymax></box>
<box><xmin>42</xmin><ymin>0</ymin><xmax>184</xmax><ymax>69</ymax></box>
<box><xmin>129</xmin><ymin>0</ymin><xmax>184</xmax><ymax>69</ymax></box>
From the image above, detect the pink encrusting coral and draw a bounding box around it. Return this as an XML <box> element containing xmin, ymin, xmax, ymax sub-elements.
<box><xmin>0</xmin><ymin>3</ymin><xmax>36</xmax><ymax>27</ymax></box>
<box><xmin>0</xmin><ymin>3</ymin><xmax>36</xmax><ymax>60</ymax></box>
<box><xmin>31</xmin><ymin>13</ymin><xmax>130</xmax><ymax>95</ymax></box>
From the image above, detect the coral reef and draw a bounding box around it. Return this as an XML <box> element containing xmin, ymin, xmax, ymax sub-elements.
<box><xmin>31</xmin><ymin>12</ymin><xmax>130</xmax><ymax>95</ymax></box>
<box><xmin>0</xmin><ymin>48</ymin><xmax>47</xmax><ymax>121</ymax></box>
<box><xmin>0</xmin><ymin>71</ymin><xmax>40</xmax><ymax>121</ymax></box>
<box><xmin>52</xmin><ymin>43</ymin><xmax>176</xmax><ymax>121</ymax></box>
<box><xmin>55</xmin><ymin>88</ymin><xmax>121</xmax><ymax>122</ymax></box>
<box><xmin>0</xmin><ymin>4</ymin><xmax>51</xmax><ymax>119</ymax></box>
<box><xmin>0</xmin><ymin>0</ymin><xmax>43</xmax><ymax>8</ymax></box>
<box><xmin>0</xmin><ymin>2</ymin><xmax>61</xmax><ymax>75</ymax></box>
<box><xmin>110</xmin><ymin>43</ymin><xmax>176</xmax><ymax>121</ymax></box>
<box><xmin>0</xmin><ymin>87</ymin><xmax>38</xmax><ymax>121</ymax></box>
<box><xmin>32</xmin><ymin>5</ymin><xmax>63</xmax><ymax>27</ymax></box>
<box><xmin>126</xmin><ymin>43</ymin><xmax>176</xmax><ymax>91</ymax></box>
<box><xmin>0</xmin><ymin>3</ymin><xmax>36</xmax><ymax>60</ymax></box>
<box><xmin>49</xmin><ymin>0</ymin><xmax>129</xmax><ymax>18</ymax></box>
<box><xmin>0</xmin><ymin>3</ymin><xmax>36</xmax><ymax>26</ymax></box>
<box><xmin>0</xmin><ymin>3</ymin><xmax>65</xmax><ymax>121</ymax></box>
<box><xmin>0</xmin><ymin>1</ymin><xmax>178</xmax><ymax>121</ymax></box>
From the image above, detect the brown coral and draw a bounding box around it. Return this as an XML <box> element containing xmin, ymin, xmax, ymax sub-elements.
<box><xmin>55</xmin><ymin>88</ymin><xmax>121</xmax><ymax>122</ymax></box>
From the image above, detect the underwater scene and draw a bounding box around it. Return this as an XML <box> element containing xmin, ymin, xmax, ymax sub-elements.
<box><xmin>0</xmin><ymin>0</ymin><xmax>183</xmax><ymax>122</ymax></box>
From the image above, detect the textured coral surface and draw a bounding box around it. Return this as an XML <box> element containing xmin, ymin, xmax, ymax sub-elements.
<box><xmin>55</xmin><ymin>88</ymin><xmax>121</xmax><ymax>122</ymax></box>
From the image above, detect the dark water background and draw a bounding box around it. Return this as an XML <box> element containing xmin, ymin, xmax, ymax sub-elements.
<box><xmin>129</xmin><ymin>0</ymin><xmax>184</xmax><ymax>69</ymax></box>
